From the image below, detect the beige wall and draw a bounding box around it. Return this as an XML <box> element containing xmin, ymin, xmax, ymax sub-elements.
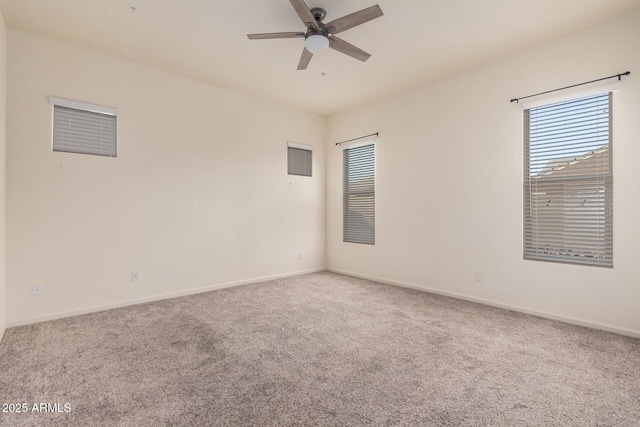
<box><xmin>6</xmin><ymin>30</ymin><xmax>326</xmax><ymax>325</ymax></box>
<box><xmin>327</xmin><ymin>11</ymin><xmax>640</xmax><ymax>336</ymax></box>
<box><xmin>0</xmin><ymin>9</ymin><xmax>6</xmax><ymax>341</ymax></box>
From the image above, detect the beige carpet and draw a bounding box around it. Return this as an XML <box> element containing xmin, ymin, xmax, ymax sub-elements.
<box><xmin>0</xmin><ymin>271</ymin><xmax>639</xmax><ymax>426</ymax></box>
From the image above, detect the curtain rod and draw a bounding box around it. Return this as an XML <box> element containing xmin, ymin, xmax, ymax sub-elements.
<box><xmin>510</xmin><ymin>71</ymin><xmax>630</xmax><ymax>103</ymax></box>
<box><xmin>335</xmin><ymin>132</ymin><xmax>379</xmax><ymax>146</ymax></box>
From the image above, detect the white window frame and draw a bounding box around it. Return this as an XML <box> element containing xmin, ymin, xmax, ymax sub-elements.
<box><xmin>49</xmin><ymin>96</ymin><xmax>118</xmax><ymax>157</ymax></box>
<box><xmin>523</xmin><ymin>90</ymin><xmax>613</xmax><ymax>268</ymax></box>
<box><xmin>287</xmin><ymin>141</ymin><xmax>313</xmax><ymax>177</ymax></box>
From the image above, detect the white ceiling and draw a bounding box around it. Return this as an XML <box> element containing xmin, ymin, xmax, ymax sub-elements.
<box><xmin>1</xmin><ymin>0</ymin><xmax>639</xmax><ymax>115</ymax></box>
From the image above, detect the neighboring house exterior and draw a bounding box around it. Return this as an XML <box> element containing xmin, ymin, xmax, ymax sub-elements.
<box><xmin>526</xmin><ymin>147</ymin><xmax>611</xmax><ymax>260</ymax></box>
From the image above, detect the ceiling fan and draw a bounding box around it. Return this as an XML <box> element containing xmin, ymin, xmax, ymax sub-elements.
<box><xmin>247</xmin><ymin>0</ymin><xmax>383</xmax><ymax>70</ymax></box>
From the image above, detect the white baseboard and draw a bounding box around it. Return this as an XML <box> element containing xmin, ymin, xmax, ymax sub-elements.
<box><xmin>7</xmin><ymin>268</ymin><xmax>325</xmax><ymax>328</ymax></box>
<box><xmin>328</xmin><ymin>268</ymin><xmax>640</xmax><ymax>339</ymax></box>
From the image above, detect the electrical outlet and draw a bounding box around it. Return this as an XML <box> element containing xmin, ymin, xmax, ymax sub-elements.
<box><xmin>132</xmin><ymin>272</ymin><xmax>141</xmax><ymax>282</ymax></box>
<box><xmin>474</xmin><ymin>272</ymin><xmax>482</xmax><ymax>282</ymax></box>
<box><xmin>32</xmin><ymin>284</ymin><xmax>43</xmax><ymax>296</ymax></box>
<box><xmin>298</xmin><ymin>253</ymin><xmax>303</xmax><ymax>261</ymax></box>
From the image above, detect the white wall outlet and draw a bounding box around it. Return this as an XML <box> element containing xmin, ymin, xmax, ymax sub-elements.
<box><xmin>298</xmin><ymin>253</ymin><xmax>303</xmax><ymax>261</ymax></box>
<box><xmin>132</xmin><ymin>272</ymin><xmax>141</xmax><ymax>282</ymax></box>
<box><xmin>474</xmin><ymin>272</ymin><xmax>483</xmax><ymax>282</ymax></box>
<box><xmin>32</xmin><ymin>283</ymin><xmax>43</xmax><ymax>296</ymax></box>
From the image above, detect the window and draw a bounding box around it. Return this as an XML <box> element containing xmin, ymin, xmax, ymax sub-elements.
<box><xmin>50</xmin><ymin>97</ymin><xmax>117</xmax><ymax>157</ymax></box>
<box><xmin>524</xmin><ymin>92</ymin><xmax>612</xmax><ymax>267</ymax></box>
<box><xmin>344</xmin><ymin>143</ymin><xmax>375</xmax><ymax>245</ymax></box>
<box><xmin>287</xmin><ymin>142</ymin><xmax>312</xmax><ymax>177</ymax></box>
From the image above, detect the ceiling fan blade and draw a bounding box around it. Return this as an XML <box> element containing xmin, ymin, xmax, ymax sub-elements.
<box><xmin>297</xmin><ymin>48</ymin><xmax>313</xmax><ymax>70</ymax></box>
<box><xmin>247</xmin><ymin>32</ymin><xmax>305</xmax><ymax>40</ymax></box>
<box><xmin>325</xmin><ymin>5</ymin><xmax>383</xmax><ymax>34</ymax></box>
<box><xmin>328</xmin><ymin>36</ymin><xmax>371</xmax><ymax>62</ymax></box>
<box><xmin>289</xmin><ymin>0</ymin><xmax>319</xmax><ymax>29</ymax></box>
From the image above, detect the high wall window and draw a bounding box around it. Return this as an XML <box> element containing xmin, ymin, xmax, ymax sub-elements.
<box><xmin>344</xmin><ymin>143</ymin><xmax>375</xmax><ymax>245</ymax></box>
<box><xmin>287</xmin><ymin>142</ymin><xmax>312</xmax><ymax>177</ymax></box>
<box><xmin>524</xmin><ymin>92</ymin><xmax>612</xmax><ymax>267</ymax></box>
<box><xmin>50</xmin><ymin>97</ymin><xmax>118</xmax><ymax>157</ymax></box>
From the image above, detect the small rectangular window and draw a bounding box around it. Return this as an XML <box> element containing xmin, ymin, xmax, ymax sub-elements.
<box><xmin>287</xmin><ymin>142</ymin><xmax>312</xmax><ymax>177</ymax></box>
<box><xmin>344</xmin><ymin>143</ymin><xmax>375</xmax><ymax>245</ymax></box>
<box><xmin>524</xmin><ymin>92</ymin><xmax>612</xmax><ymax>267</ymax></box>
<box><xmin>50</xmin><ymin>97</ymin><xmax>117</xmax><ymax>157</ymax></box>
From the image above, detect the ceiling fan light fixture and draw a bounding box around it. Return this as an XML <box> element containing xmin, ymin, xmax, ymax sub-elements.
<box><xmin>305</xmin><ymin>33</ymin><xmax>329</xmax><ymax>54</ymax></box>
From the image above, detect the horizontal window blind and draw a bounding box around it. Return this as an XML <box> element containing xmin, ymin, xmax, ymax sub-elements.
<box><xmin>344</xmin><ymin>143</ymin><xmax>375</xmax><ymax>245</ymax></box>
<box><xmin>524</xmin><ymin>92</ymin><xmax>612</xmax><ymax>267</ymax></box>
<box><xmin>53</xmin><ymin>105</ymin><xmax>117</xmax><ymax>157</ymax></box>
<box><xmin>287</xmin><ymin>146</ymin><xmax>312</xmax><ymax>176</ymax></box>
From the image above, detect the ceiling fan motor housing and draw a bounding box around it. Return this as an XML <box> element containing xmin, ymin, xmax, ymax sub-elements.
<box><xmin>310</xmin><ymin>7</ymin><xmax>327</xmax><ymax>24</ymax></box>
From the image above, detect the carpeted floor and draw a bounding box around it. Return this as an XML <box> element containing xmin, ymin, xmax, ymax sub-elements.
<box><xmin>0</xmin><ymin>271</ymin><xmax>639</xmax><ymax>426</ymax></box>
